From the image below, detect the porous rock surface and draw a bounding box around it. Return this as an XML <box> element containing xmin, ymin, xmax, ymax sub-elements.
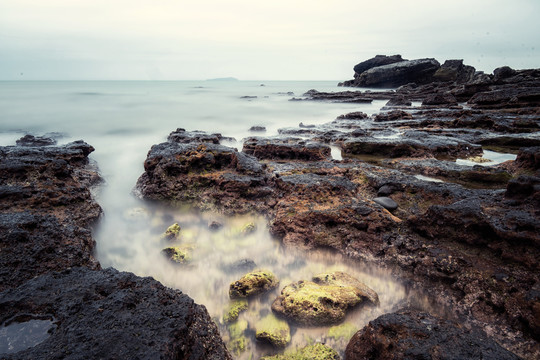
<box><xmin>0</xmin><ymin>137</ymin><xmax>232</xmax><ymax>359</ymax></box>
<box><xmin>345</xmin><ymin>308</ymin><xmax>521</xmax><ymax>360</ymax></box>
<box><xmin>135</xmin><ymin>57</ymin><xmax>540</xmax><ymax>359</ymax></box>
<box><xmin>0</xmin><ymin>267</ymin><xmax>231</xmax><ymax>360</ymax></box>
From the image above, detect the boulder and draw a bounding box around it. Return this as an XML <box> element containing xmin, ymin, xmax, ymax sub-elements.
<box><xmin>433</xmin><ymin>59</ymin><xmax>476</xmax><ymax>83</ymax></box>
<box><xmin>229</xmin><ymin>270</ymin><xmax>279</xmax><ymax>298</ymax></box>
<box><xmin>354</xmin><ymin>58</ymin><xmax>441</xmax><ymax>88</ymax></box>
<box><xmin>271</xmin><ymin>272</ymin><xmax>378</xmax><ymax>325</ymax></box>
<box><xmin>261</xmin><ymin>343</ymin><xmax>339</xmax><ymax>359</ymax></box>
<box><xmin>0</xmin><ymin>267</ymin><xmax>232</xmax><ymax>359</ymax></box>
<box><xmin>353</xmin><ymin>54</ymin><xmax>406</xmax><ymax>75</ymax></box>
<box><xmin>255</xmin><ymin>314</ymin><xmax>291</xmax><ymax>348</ymax></box>
<box><xmin>345</xmin><ymin>309</ymin><xmax>520</xmax><ymax>360</ymax></box>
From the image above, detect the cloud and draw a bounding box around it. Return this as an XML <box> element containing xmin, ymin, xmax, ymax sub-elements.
<box><xmin>1</xmin><ymin>0</ymin><xmax>539</xmax><ymax>79</ymax></box>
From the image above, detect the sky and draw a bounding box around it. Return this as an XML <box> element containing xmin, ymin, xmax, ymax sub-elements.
<box><xmin>1</xmin><ymin>0</ymin><xmax>539</xmax><ymax>80</ymax></box>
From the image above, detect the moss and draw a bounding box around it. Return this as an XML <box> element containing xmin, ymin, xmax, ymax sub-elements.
<box><xmin>223</xmin><ymin>299</ymin><xmax>248</xmax><ymax>323</ymax></box>
<box><xmin>162</xmin><ymin>223</ymin><xmax>181</xmax><ymax>240</ymax></box>
<box><xmin>228</xmin><ymin>336</ymin><xmax>247</xmax><ymax>356</ymax></box>
<box><xmin>241</xmin><ymin>222</ymin><xmax>257</xmax><ymax>235</ymax></box>
<box><xmin>255</xmin><ymin>313</ymin><xmax>290</xmax><ymax>348</ymax></box>
<box><xmin>272</xmin><ymin>272</ymin><xmax>379</xmax><ymax>325</ymax></box>
<box><xmin>261</xmin><ymin>343</ymin><xmax>339</xmax><ymax>360</ymax></box>
<box><xmin>227</xmin><ymin>318</ymin><xmax>248</xmax><ymax>339</ymax></box>
<box><xmin>328</xmin><ymin>322</ymin><xmax>358</xmax><ymax>341</ymax></box>
<box><xmin>229</xmin><ymin>270</ymin><xmax>279</xmax><ymax>298</ymax></box>
<box><xmin>161</xmin><ymin>245</ymin><xmax>193</xmax><ymax>265</ymax></box>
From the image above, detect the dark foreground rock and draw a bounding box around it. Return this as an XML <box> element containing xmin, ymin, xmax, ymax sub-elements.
<box><xmin>0</xmin><ymin>136</ymin><xmax>232</xmax><ymax>359</ymax></box>
<box><xmin>0</xmin><ymin>267</ymin><xmax>231</xmax><ymax>360</ymax></box>
<box><xmin>345</xmin><ymin>309</ymin><xmax>521</xmax><ymax>360</ymax></box>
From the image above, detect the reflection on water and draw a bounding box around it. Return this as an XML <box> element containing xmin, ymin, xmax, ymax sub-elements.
<box><xmin>95</xmin><ymin>202</ymin><xmax>406</xmax><ymax>358</ymax></box>
<box><xmin>0</xmin><ymin>318</ymin><xmax>55</xmax><ymax>354</ymax></box>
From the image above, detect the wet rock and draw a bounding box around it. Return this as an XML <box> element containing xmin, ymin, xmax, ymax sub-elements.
<box><xmin>505</xmin><ymin>175</ymin><xmax>540</xmax><ymax>203</ymax></box>
<box><xmin>167</xmin><ymin>128</ymin><xmax>223</xmax><ymax>144</ymax></box>
<box><xmin>162</xmin><ymin>223</ymin><xmax>181</xmax><ymax>240</ymax></box>
<box><xmin>422</xmin><ymin>92</ymin><xmax>458</xmax><ymax>107</ymax></box>
<box><xmin>345</xmin><ymin>309</ymin><xmax>520</xmax><ymax>360</ymax></box>
<box><xmin>208</xmin><ymin>220</ymin><xmax>223</xmax><ymax>230</ymax></box>
<box><xmin>223</xmin><ymin>299</ymin><xmax>248</xmax><ymax>323</ymax></box>
<box><xmin>374</xmin><ymin>109</ymin><xmax>413</xmax><ymax>122</ymax></box>
<box><xmin>242</xmin><ymin>137</ymin><xmax>331</xmax><ymax>161</ymax></box>
<box><xmin>271</xmin><ymin>272</ymin><xmax>378</xmax><ymax>325</ymax></box>
<box><xmin>353</xmin><ymin>54</ymin><xmax>406</xmax><ymax>76</ymax></box>
<box><xmin>0</xmin><ymin>267</ymin><xmax>231</xmax><ymax>360</ymax></box>
<box><xmin>385</xmin><ymin>95</ymin><xmax>412</xmax><ymax>107</ymax></box>
<box><xmin>515</xmin><ymin>146</ymin><xmax>540</xmax><ymax>171</ymax></box>
<box><xmin>354</xmin><ymin>58</ymin><xmax>441</xmax><ymax>88</ymax></box>
<box><xmin>222</xmin><ymin>258</ymin><xmax>257</xmax><ymax>273</ymax></box>
<box><xmin>261</xmin><ymin>343</ymin><xmax>339</xmax><ymax>359</ymax></box>
<box><xmin>161</xmin><ymin>245</ymin><xmax>193</xmax><ymax>265</ymax></box>
<box><xmin>249</xmin><ymin>126</ymin><xmax>266</xmax><ymax>132</ymax></box>
<box><xmin>377</xmin><ymin>185</ymin><xmax>394</xmax><ymax>196</ymax></box>
<box><xmin>373</xmin><ymin>197</ymin><xmax>398</xmax><ymax>211</ymax></box>
<box><xmin>15</xmin><ymin>134</ymin><xmax>57</xmax><ymax>147</ymax></box>
<box><xmin>255</xmin><ymin>313</ymin><xmax>290</xmax><ymax>348</ymax></box>
<box><xmin>337</xmin><ymin>111</ymin><xmax>369</xmax><ymax>120</ymax></box>
<box><xmin>229</xmin><ymin>270</ymin><xmax>279</xmax><ymax>298</ymax></box>
<box><xmin>433</xmin><ymin>59</ymin><xmax>476</xmax><ymax>83</ymax></box>
<box><xmin>240</xmin><ymin>222</ymin><xmax>257</xmax><ymax>235</ymax></box>
<box><xmin>468</xmin><ymin>86</ymin><xmax>540</xmax><ymax>109</ymax></box>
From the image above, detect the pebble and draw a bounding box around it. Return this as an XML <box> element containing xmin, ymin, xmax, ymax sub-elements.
<box><xmin>373</xmin><ymin>197</ymin><xmax>398</xmax><ymax>211</ymax></box>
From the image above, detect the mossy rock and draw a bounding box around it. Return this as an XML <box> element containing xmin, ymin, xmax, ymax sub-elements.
<box><xmin>255</xmin><ymin>313</ymin><xmax>290</xmax><ymax>348</ymax></box>
<box><xmin>229</xmin><ymin>270</ymin><xmax>279</xmax><ymax>298</ymax></box>
<box><xmin>162</xmin><ymin>223</ymin><xmax>181</xmax><ymax>240</ymax></box>
<box><xmin>241</xmin><ymin>222</ymin><xmax>257</xmax><ymax>235</ymax></box>
<box><xmin>227</xmin><ymin>336</ymin><xmax>247</xmax><ymax>356</ymax></box>
<box><xmin>161</xmin><ymin>245</ymin><xmax>193</xmax><ymax>265</ymax></box>
<box><xmin>271</xmin><ymin>272</ymin><xmax>379</xmax><ymax>326</ymax></box>
<box><xmin>328</xmin><ymin>322</ymin><xmax>358</xmax><ymax>341</ymax></box>
<box><xmin>312</xmin><ymin>271</ymin><xmax>379</xmax><ymax>305</ymax></box>
<box><xmin>223</xmin><ymin>299</ymin><xmax>248</xmax><ymax>323</ymax></box>
<box><xmin>261</xmin><ymin>343</ymin><xmax>340</xmax><ymax>359</ymax></box>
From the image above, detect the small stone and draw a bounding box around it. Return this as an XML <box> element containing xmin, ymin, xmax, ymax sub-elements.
<box><xmin>208</xmin><ymin>220</ymin><xmax>223</xmax><ymax>231</ymax></box>
<box><xmin>240</xmin><ymin>222</ymin><xmax>257</xmax><ymax>235</ymax></box>
<box><xmin>162</xmin><ymin>223</ymin><xmax>181</xmax><ymax>240</ymax></box>
<box><xmin>161</xmin><ymin>245</ymin><xmax>193</xmax><ymax>265</ymax></box>
<box><xmin>223</xmin><ymin>299</ymin><xmax>248</xmax><ymax>323</ymax></box>
<box><xmin>373</xmin><ymin>197</ymin><xmax>398</xmax><ymax>211</ymax></box>
<box><xmin>249</xmin><ymin>126</ymin><xmax>266</xmax><ymax>132</ymax></box>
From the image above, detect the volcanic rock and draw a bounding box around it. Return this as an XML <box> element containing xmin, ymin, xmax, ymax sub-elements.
<box><xmin>0</xmin><ymin>267</ymin><xmax>231</xmax><ymax>360</ymax></box>
<box><xmin>354</xmin><ymin>58</ymin><xmax>441</xmax><ymax>88</ymax></box>
<box><xmin>345</xmin><ymin>309</ymin><xmax>521</xmax><ymax>360</ymax></box>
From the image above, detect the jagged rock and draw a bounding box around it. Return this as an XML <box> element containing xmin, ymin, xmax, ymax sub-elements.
<box><xmin>354</xmin><ymin>58</ymin><xmax>441</xmax><ymax>88</ymax></box>
<box><xmin>353</xmin><ymin>54</ymin><xmax>406</xmax><ymax>75</ymax></box>
<box><xmin>0</xmin><ymin>267</ymin><xmax>232</xmax><ymax>359</ymax></box>
<box><xmin>374</xmin><ymin>110</ymin><xmax>413</xmax><ymax>122</ymax></box>
<box><xmin>242</xmin><ymin>137</ymin><xmax>331</xmax><ymax>161</ymax></box>
<box><xmin>15</xmin><ymin>134</ymin><xmax>57</xmax><ymax>147</ymax></box>
<box><xmin>345</xmin><ymin>309</ymin><xmax>520</xmax><ymax>360</ymax></box>
<box><xmin>433</xmin><ymin>59</ymin><xmax>476</xmax><ymax>83</ymax></box>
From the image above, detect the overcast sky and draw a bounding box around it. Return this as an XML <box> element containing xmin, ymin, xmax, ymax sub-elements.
<box><xmin>1</xmin><ymin>0</ymin><xmax>539</xmax><ymax>80</ymax></box>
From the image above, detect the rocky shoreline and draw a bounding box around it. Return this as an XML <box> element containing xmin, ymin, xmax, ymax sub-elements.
<box><xmin>135</xmin><ymin>56</ymin><xmax>539</xmax><ymax>359</ymax></box>
<box><xmin>1</xmin><ymin>55</ymin><xmax>538</xmax><ymax>359</ymax></box>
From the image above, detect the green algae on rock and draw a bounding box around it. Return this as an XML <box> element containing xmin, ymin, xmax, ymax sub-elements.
<box><xmin>328</xmin><ymin>322</ymin><xmax>358</xmax><ymax>342</ymax></box>
<box><xmin>226</xmin><ymin>319</ymin><xmax>249</xmax><ymax>356</ymax></box>
<box><xmin>229</xmin><ymin>269</ymin><xmax>279</xmax><ymax>298</ymax></box>
<box><xmin>260</xmin><ymin>343</ymin><xmax>340</xmax><ymax>360</ymax></box>
<box><xmin>271</xmin><ymin>272</ymin><xmax>379</xmax><ymax>326</ymax></box>
<box><xmin>312</xmin><ymin>271</ymin><xmax>380</xmax><ymax>306</ymax></box>
<box><xmin>162</xmin><ymin>222</ymin><xmax>181</xmax><ymax>240</ymax></box>
<box><xmin>255</xmin><ymin>313</ymin><xmax>291</xmax><ymax>348</ymax></box>
<box><xmin>241</xmin><ymin>221</ymin><xmax>257</xmax><ymax>235</ymax></box>
<box><xmin>223</xmin><ymin>299</ymin><xmax>248</xmax><ymax>323</ymax></box>
<box><xmin>161</xmin><ymin>245</ymin><xmax>193</xmax><ymax>265</ymax></box>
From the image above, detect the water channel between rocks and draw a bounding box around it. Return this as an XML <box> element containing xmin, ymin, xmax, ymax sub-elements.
<box><xmin>95</xmin><ymin>200</ymin><xmax>407</xmax><ymax>359</ymax></box>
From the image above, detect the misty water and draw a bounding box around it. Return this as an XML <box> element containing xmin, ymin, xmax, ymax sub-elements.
<box><xmin>1</xmin><ymin>81</ymin><xmax>414</xmax><ymax>358</ymax></box>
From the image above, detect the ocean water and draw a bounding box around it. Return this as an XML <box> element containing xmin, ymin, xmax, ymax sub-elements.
<box><xmin>0</xmin><ymin>80</ymin><xmax>406</xmax><ymax>358</ymax></box>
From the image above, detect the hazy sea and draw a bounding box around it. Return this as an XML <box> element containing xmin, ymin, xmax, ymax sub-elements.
<box><xmin>0</xmin><ymin>80</ymin><xmax>408</xmax><ymax>358</ymax></box>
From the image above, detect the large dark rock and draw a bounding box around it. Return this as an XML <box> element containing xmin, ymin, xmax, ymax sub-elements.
<box><xmin>0</xmin><ymin>267</ymin><xmax>231</xmax><ymax>360</ymax></box>
<box><xmin>353</xmin><ymin>54</ymin><xmax>406</xmax><ymax>76</ymax></box>
<box><xmin>0</xmin><ymin>139</ymin><xmax>102</xmax><ymax>291</ymax></box>
<box><xmin>242</xmin><ymin>136</ymin><xmax>331</xmax><ymax>161</ymax></box>
<box><xmin>353</xmin><ymin>58</ymin><xmax>441</xmax><ymax>88</ymax></box>
<box><xmin>433</xmin><ymin>59</ymin><xmax>476</xmax><ymax>83</ymax></box>
<box><xmin>345</xmin><ymin>309</ymin><xmax>521</xmax><ymax>360</ymax></box>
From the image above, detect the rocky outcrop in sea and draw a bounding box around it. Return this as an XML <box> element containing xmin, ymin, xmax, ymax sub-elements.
<box><xmin>135</xmin><ymin>57</ymin><xmax>540</xmax><ymax>359</ymax></box>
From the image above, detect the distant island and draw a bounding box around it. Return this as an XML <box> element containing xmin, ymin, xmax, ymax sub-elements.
<box><xmin>206</xmin><ymin>77</ymin><xmax>239</xmax><ymax>81</ymax></box>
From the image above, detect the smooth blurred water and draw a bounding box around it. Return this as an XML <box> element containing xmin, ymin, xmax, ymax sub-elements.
<box><xmin>0</xmin><ymin>80</ymin><xmax>402</xmax><ymax>358</ymax></box>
